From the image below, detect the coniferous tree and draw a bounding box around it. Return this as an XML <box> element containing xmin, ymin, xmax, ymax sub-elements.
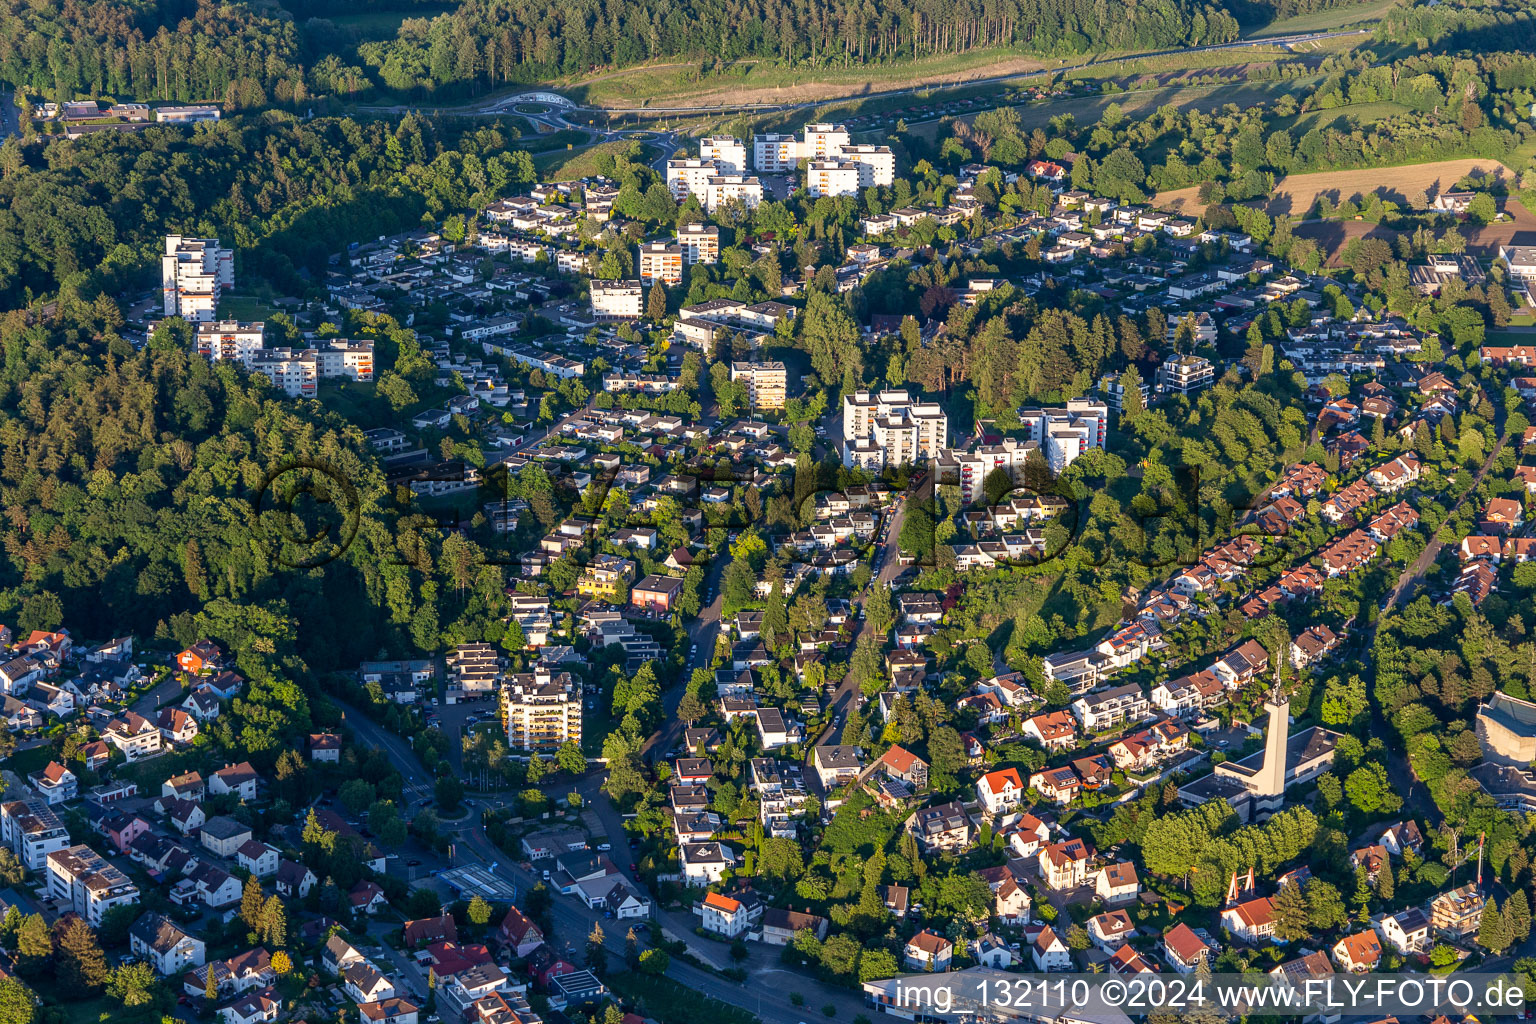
<box><xmin>14</xmin><ymin>915</ymin><xmax>51</xmax><ymax>978</ymax></box>
<box><xmin>241</xmin><ymin>875</ymin><xmax>265</xmax><ymax>932</ymax></box>
<box><xmin>56</xmin><ymin>919</ymin><xmax>109</xmax><ymax>994</ymax></box>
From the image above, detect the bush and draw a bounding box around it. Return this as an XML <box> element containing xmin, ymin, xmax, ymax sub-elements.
<box><xmin>790</xmin><ymin>993</ymin><xmax>805</xmax><ymax>1007</ymax></box>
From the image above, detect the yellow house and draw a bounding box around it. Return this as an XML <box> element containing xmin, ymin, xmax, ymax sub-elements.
<box><xmin>576</xmin><ymin>554</ymin><xmax>636</xmax><ymax>601</ymax></box>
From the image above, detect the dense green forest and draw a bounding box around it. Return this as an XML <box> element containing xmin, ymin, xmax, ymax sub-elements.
<box><xmin>0</xmin><ymin>0</ymin><xmax>1248</xmax><ymax>105</ymax></box>
<box><xmin>0</xmin><ymin>0</ymin><xmax>318</xmax><ymax>106</ymax></box>
<box><xmin>354</xmin><ymin>0</ymin><xmax>1243</xmax><ymax>94</ymax></box>
<box><xmin>0</xmin><ymin>114</ymin><xmax>535</xmax><ymax>306</ymax></box>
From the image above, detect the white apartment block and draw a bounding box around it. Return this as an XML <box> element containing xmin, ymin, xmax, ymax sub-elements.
<box><xmin>941</xmin><ymin>439</ymin><xmax>1038</xmax><ymax>504</ymax></box>
<box><xmin>638</xmin><ymin>242</ymin><xmax>685</xmax><ymax>286</ymax></box>
<box><xmin>666</xmin><ymin>160</ymin><xmax>716</xmax><ymax>203</ymax></box>
<box><xmin>1017</xmin><ymin>400</ymin><xmax>1109</xmax><ymax>473</ymax></box>
<box><xmin>803</xmin><ymin>123</ymin><xmax>852</xmax><ymax>159</ymax></box>
<box><xmin>843</xmin><ymin>390</ymin><xmax>948</xmax><ymax>470</ymax></box>
<box><xmin>706</xmin><ymin>176</ymin><xmax>763</xmax><ymax>214</ymax></box>
<box><xmin>194</xmin><ymin>320</ymin><xmax>264</xmax><ymax>363</ymax></box>
<box><xmin>47</xmin><ymin>844</ymin><xmax>140</xmax><ymax>926</ymax></box>
<box><xmin>808</xmin><ymin>161</ymin><xmax>860</xmax><ymax>198</ymax></box>
<box><xmin>753</xmin><ymin>133</ymin><xmax>801</xmax><ymax>173</ymax></box>
<box><xmin>699</xmin><ymin>137</ymin><xmax>747</xmax><ymax>175</ymax></box>
<box><xmin>676</xmin><ymin>224</ymin><xmax>719</xmax><ymax>265</ymax></box>
<box><xmin>162</xmin><ymin>235</ymin><xmax>233</xmax><ymax>322</ymax></box>
<box><xmin>503</xmin><ymin>669</ymin><xmax>582</xmax><ymax>751</ymax></box>
<box><xmin>249</xmin><ymin>349</ymin><xmax>318</xmax><ymax>398</ymax></box>
<box><xmin>730</xmin><ymin>362</ymin><xmax>788</xmax><ymax>410</ymax></box>
<box><xmin>314</xmin><ymin>339</ymin><xmax>375</xmax><ymax>382</ymax></box>
<box><xmin>591</xmin><ymin>280</ymin><xmax>644</xmax><ymax>319</ymax></box>
<box><xmin>0</xmin><ymin>799</ymin><xmax>70</xmax><ymax>871</ymax></box>
<box><xmin>838</xmin><ymin>145</ymin><xmax>895</xmax><ymax>187</ymax></box>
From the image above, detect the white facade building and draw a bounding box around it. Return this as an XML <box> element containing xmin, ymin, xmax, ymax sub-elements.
<box><xmin>843</xmin><ymin>390</ymin><xmax>948</xmax><ymax>470</ymax></box>
<box><xmin>699</xmin><ymin>137</ymin><xmax>747</xmax><ymax>174</ymax></box>
<box><xmin>249</xmin><ymin>349</ymin><xmax>318</xmax><ymax>398</ymax></box>
<box><xmin>808</xmin><ymin>161</ymin><xmax>860</xmax><ymax>198</ymax></box>
<box><xmin>705</xmin><ymin>176</ymin><xmax>763</xmax><ymax>214</ymax></box>
<box><xmin>665</xmin><ymin>160</ymin><xmax>717</xmax><ymax>203</ymax></box>
<box><xmin>1017</xmin><ymin>400</ymin><xmax>1109</xmax><ymax>472</ymax></box>
<box><xmin>753</xmin><ymin>133</ymin><xmax>801</xmax><ymax>173</ymax></box>
<box><xmin>591</xmin><ymin>280</ymin><xmax>644</xmax><ymax>319</ymax></box>
<box><xmin>194</xmin><ymin>321</ymin><xmax>264</xmax><ymax>363</ymax></box>
<box><xmin>838</xmin><ymin>145</ymin><xmax>895</xmax><ymax>187</ymax></box>
<box><xmin>676</xmin><ymin>224</ymin><xmax>719</xmax><ymax>265</ymax></box>
<box><xmin>161</xmin><ymin>235</ymin><xmax>233</xmax><ymax>322</ymax></box>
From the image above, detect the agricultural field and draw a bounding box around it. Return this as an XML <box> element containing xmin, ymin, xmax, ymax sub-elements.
<box><xmin>561</xmin><ymin>50</ymin><xmax>1057</xmax><ymax>109</ymax></box>
<box><xmin>1157</xmin><ymin>157</ymin><xmax>1519</xmax><ymax>218</ymax></box>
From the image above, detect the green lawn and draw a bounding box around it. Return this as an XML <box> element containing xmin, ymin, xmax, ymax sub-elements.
<box><xmin>115</xmin><ymin>746</ymin><xmax>201</xmax><ymax>791</ymax></box>
<box><xmin>904</xmin><ymin>77</ymin><xmax>1321</xmax><ymax>142</ymax></box>
<box><xmin>1247</xmin><ymin>0</ymin><xmax>1405</xmax><ymax>37</ymax></box>
<box><xmin>1271</xmin><ymin>100</ymin><xmax>1411</xmax><ymax>137</ymax></box>
<box><xmin>217</xmin><ymin>293</ymin><xmax>282</xmax><ymax>322</ymax></box>
<box><xmin>532</xmin><ymin>140</ymin><xmax>656</xmax><ymax>180</ymax></box>
<box><xmin>3</xmin><ymin>743</ymin><xmax>57</xmax><ymax>779</ymax></box>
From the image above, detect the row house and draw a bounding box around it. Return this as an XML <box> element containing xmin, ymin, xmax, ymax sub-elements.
<box><xmin>1319</xmin><ymin>530</ymin><xmax>1380</xmax><ymax>577</ymax></box>
<box><xmin>1367</xmin><ymin>501</ymin><xmax>1419</xmax><ymax>542</ymax></box>
<box><xmin>1321</xmin><ymin>479</ymin><xmax>1379</xmax><ymax>524</ymax></box>
<box><xmin>1460</xmin><ymin>535</ymin><xmax>1536</xmax><ymax>563</ymax></box>
<box><xmin>1453</xmin><ymin>561</ymin><xmax>1498</xmax><ymax>606</ymax></box>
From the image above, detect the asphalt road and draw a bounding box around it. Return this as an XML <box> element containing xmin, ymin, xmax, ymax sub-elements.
<box><xmin>640</xmin><ymin>554</ymin><xmax>730</xmax><ymax>762</ymax></box>
<box><xmin>334</xmin><ymin>696</ymin><xmax>436</xmax><ymax>799</ymax></box>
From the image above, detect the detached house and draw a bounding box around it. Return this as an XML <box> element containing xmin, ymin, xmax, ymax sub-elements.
<box><xmin>975</xmin><ymin>768</ymin><xmax>1025</xmax><ymax>815</ymax></box>
<box><xmin>1032</xmin><ymin>926</ymin><xmax>1072</xmax><ymax>971</ymax></box>
<box><xmin>1163</xmin><ymin>923</ymin><xmax>1213</xmax><ymax>973</ymax></box>
<box><xmin>1088</xmin><ymin>909</ymin><xmax>1136</xmax><ymax>952</ymax></box>
<box><xmin>498</xmin><ymin>906</ymin><xmax>544</xmax><ymax>958</ymax></box>
<box><xmin>906</xmin><ymin>801</ymin><xmax>973</xmax><ymax>853</ymax></box>
<box><xmin>131</xmin><ymin>913</ymin><xmax>206</xmax><ymax>975</ymax></box>
<box><xmin>1378</xmin><ymin>907</ymin><xmax>1430</xmax><ymax>954</ymax></box>
<box><xmin>1367</xmin><ymin>453</ymin><xmax>1421</xmax><ymax>494</ymax></box>
<box><xmin>1221</xmin><ymin>896</ymin><xmax>1277</xmax><ymax>945</ymax></box>
<box><xmin>1037</xmin><ymin>838</ymin><xmax>1092</xmax><ymax>891</ymax></box>
<box><xmin>29</xmin><ymin>762</ymin><xmax>77</xmax><ymax>805</ymax></box>
<box><xmin>1331</xmin><ymin>930</ymin><xmax>1382</xmax><ymax>973</ymax></box>
<box><xmin>1094</xmin><ymin>862</ymin><xmax>1140</xmax><ymax>904</ymax></box>
<box><xmin>209</xmin><ymin>763</ymin><xmax>259</xmax><ymax>801</ymax></box>
<box><xmin>105</xmin><ymin>713</ymin><xmax>162</xmax><ymax>761</ymax></box>
<box><xmin>1022</xmin><ymin>711</ymin><xmax>1077</xmax><ymax>751</ymax></box>
<box><xmin>177</xmin><ymin>641</ymin><xmax>223</xmax><ymax>675</ymax></box>
<box><xmin>903</xmin><ymin>930</ymin><xmax>953</xmax><ymax>972</ymax></box>
<box><xmin>157</xmin><ymin>708</ymin><xmax>199</xmax><ymax>745</ymax></box>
